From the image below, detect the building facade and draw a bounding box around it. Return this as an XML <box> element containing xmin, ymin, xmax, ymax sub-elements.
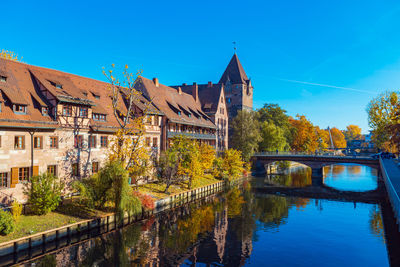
<box><xmin>171</xmin><ymin>82</ymin><xmax>228</xmax><ymax>151</ymax></box>
<box><xmin>136</xmin><ymin>77</ymin><xmax>217</xmax><ymax>151</ymax></box>
<box><xmin>0</xmin><ymin>58</ymin><xmax>162</xmax><ymax>202</ymax></box>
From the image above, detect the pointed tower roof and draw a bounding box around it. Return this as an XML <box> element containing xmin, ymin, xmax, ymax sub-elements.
<box><xmin>219</xmin><ymin>54</ymin><xmax>249</xmax><ymax>84</ymax></box>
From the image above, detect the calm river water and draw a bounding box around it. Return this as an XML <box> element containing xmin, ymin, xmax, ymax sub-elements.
<box><xmin>23</xmin><ymin>164</ymin><xmax>398</xmax><ymax>267</ymax></box>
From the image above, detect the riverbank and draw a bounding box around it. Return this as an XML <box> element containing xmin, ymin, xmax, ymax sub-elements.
<box><xmin>0</xmin><ymin>177</ymin><xmax>237</xmax><ymax>264</ymax></box>
<box><xmin>0</xmin><ymin>176</ymin><xmax>222</xmax><ymax>244</ymax></box>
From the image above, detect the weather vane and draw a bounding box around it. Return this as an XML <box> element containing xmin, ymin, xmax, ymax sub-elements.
<box><xmin>232</xmin><ymin>41</ymin><xmax>237</xmax><ymax>53</ymax></box>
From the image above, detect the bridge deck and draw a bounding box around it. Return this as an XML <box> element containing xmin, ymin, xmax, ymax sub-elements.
<box><xmin>380</xmin><ymin>159</ymin><xmax>400</xmax><ymax>227</ymax></box>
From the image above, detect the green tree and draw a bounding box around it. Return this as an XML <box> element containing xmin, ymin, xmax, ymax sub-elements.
<box><xmin>230</xmin><ymin>110</ymin><xmax>261</xmax><ymax>161</ymax></box>
<box><xmin>259</xmin><ymin>121</ymin><xmax>288</xmax><ymax>151</ymax></box>
<box><xmin>155</xmin><ymin>150</ymin><xmax>180</xmax><ymax>193</ymax></box>
<box><xmin>74</xmin><ymin>161</ymin><xmax>142</xmax><ymax>219</ymax></box>
<box><xmin>367</xmin><ymin>91</ymin><xmax>400</xmax><ymax>151</ymax></box>
<box><xmin>0</xmin><ymin>210</ymin><xmax>15</xmax><ymax>235</ymax></box>
<box><xmin>168</xmin><ymin>135</ymin><xmax>202</xmax><ymax>189</ymax></box>
<box><xmin>24</xmin><ymin>173</ymin><xmax>63</xmax><ymax>215</ymax></box>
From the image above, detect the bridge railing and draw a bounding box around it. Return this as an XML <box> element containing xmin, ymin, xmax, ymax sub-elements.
<box><xmin>253</xmin><ymin>151</ymin><xmax>376</xmax><ymax>159</ymax></box>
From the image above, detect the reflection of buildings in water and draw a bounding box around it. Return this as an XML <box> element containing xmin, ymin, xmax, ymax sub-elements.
<box><xmin>213</xmin><ymin>206</ymin><xmax>228</xmax><ymax>262</ymax></box>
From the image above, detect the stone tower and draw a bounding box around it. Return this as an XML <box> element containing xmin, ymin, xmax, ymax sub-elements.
<box><xmin>219</xmin><ymin>53</ymin><xmax>253</xmax><ymax>121</ymax></box>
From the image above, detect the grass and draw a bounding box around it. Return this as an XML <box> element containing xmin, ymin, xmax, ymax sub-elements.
<box><xmin>0</xmin><ymin>203</ymin><xmax>108</xmax><ymax>243</ymax></box>
<box><xmin>137</xmin><ymin>174</ymin><xmax>221</xmax><ymax>200</ymax></box>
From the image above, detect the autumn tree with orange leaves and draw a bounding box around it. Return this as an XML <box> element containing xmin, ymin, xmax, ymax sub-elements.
<box><xmin>344</xmin><ymin>125</ymin><xmax>362</xmax><ymax>142</ymax></box>
<box><xmin>330</xmin><ymin>127</ymin><xmax>347</xmax><ymax>148</ymax></box>
<box><xmin>0</xmin><ymin>50</ymin><xmax>21</xmax><ymax>61</ymax></box>
<box><xmin>288</xmin><ymin>115</ymin><xmax>319</xmax><ymax>152</ymax></box>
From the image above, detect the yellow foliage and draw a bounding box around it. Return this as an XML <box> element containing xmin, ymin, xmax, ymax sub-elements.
<box><xmin>289</xmin><ymin>115</ymin><xmax>319</xmax><ymax>152</ymax></box>
<box><xmin>0</xmin><ymin>50</ymin><xmax>21</xmax><ymax>62</ymax></box>
<box><xmin>11</xmin><ymin>201</ymin><xmax>22</xmax><ymax>223</ymax></box>
<box><xmin>330</xmin><ymin>127</ymin><xmax>347</xmax><ymax>148</ymax></box>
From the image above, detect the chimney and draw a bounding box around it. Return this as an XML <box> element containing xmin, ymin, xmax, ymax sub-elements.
<box><xmin>152</xmin><ymin>77</ymin><xmax>159</xmax><ymax>87</ymax></box>
<box><xmin>182</xmin><ymin>83</ymin><xmax>187</xmax><ymax>86</ymax></box>
<box><xmin>192</xmin><ymin>82</ymin><xmax>198</xmax><ymax>102</ymax></box>
<box><xmin>178</xmin><ymin>87</ymin><xmax>182</xmax><ymax>95</ymax></box>
<box><xmin>207</xmin><ymin>81</ymin><xmax>212</xmax><ymax>88</ymax></box>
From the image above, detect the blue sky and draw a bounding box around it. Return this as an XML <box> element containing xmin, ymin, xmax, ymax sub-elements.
<box><xmin>3</xmin><ymin>0</ymin><xmax>400</xmax><ymax>133</ymax></box>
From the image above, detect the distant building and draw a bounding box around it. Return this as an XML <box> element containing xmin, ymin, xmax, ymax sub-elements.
<box><xmin>219</xmin><ymin>54</ymin><xmax>253</xmax><ymax>119</ymax></box>
<box><xmin>173</xmin><ymin>53</ymin><xmax>253</xmax><ymax>150</ymax></box>
<box><xmin>136</xmin><ymin>77</ymin><xmax>217</xmax><ymax>151</ymax></box>
<box><xmin>171</xmin><ymin>82</ymin><xmax>228</xmax><ymax>151</ymax></box>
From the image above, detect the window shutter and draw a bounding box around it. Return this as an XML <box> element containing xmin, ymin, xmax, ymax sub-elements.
<box><xmin>40</xmin><ymin>136</ymin><xmax>43</xmax><ymax>149</ymax></box>
<box><xmin>22</xmin><ymin>136</ymin><xmax>25</xmax><ymax>149</ymax></box>
<box><xmin>10</xmin><ymin>168</ymin><xmax>18</xmax><ymax>188</ymax></box>
<box><xmin>32</xmin><ymin>166</ymin><xmax>39</xmax><ymax>176</ymax></box>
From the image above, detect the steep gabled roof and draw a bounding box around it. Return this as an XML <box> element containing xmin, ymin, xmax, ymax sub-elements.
<box><xmin>137</xmin><ymin>77</ymin><xmax>215</xmax><ymax>129</ymax></box>
<box><xmin>0</xmin><ymin>57</ymin><xmax>162</xmax><ymax>129</ymax></box>
<box><xmin>219</xmin><ymin>54</ymin><xmax>249</xmax><ymax>84</ymax></box>
<box><xmin>170</xmin><ymin>83</ymin><xmax>224</xmax><ymax>115</ymax></box>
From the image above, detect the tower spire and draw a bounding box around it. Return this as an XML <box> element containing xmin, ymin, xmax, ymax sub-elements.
<box><xmin>232</xmin><ymin>41</ymin><xmax>237</xmax><ymax>54</ymax></box>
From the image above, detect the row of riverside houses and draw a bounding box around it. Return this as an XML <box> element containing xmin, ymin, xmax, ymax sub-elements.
<box><xmin>0</xmin><ymin>53</ymin><xmax>252</xmax><ymax>203</ymax></box>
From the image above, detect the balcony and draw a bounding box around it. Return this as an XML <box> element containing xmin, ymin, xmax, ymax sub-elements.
<box><xmin>167</xmin><ymin>131</ymin><xmax>216</xmax><ymax>140</ymax></box>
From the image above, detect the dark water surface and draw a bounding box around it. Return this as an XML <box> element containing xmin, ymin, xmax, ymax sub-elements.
<box><xmin>24</xmin><ymin>165</ymin><xmax>396</xmax><ymax>267</ymax></box>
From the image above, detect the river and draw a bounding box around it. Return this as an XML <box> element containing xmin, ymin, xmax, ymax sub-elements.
<box><xmin>21</xmin><ymin>164</ymin><xmax>399</xmax><ymax>266</ymax></box>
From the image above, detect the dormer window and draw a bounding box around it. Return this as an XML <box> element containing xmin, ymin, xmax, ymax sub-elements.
<box><xmin>14</xmin><ymin>105</ymin><xmax>27</xmax><ymax>114</ymax></box>
<box><xmin>0</xmin><ymin>76</ymin><xmax>6</xmax><ymax>83</ymax></box>
<box><xmin>93</xmin><ymin>113</ymin><xmax>106</xmax><ymax>121</ymax></box>
<box><xmin>42</xmin><ymin>107</ymin><xmax>49</xmax><ymax>116</ymax></box>
<box><xmin>91</xmin><ymin>92</ymin><xmax>100</xmax><ymax>99</ymax></box>
<box><xmin>56</xmin><ymin>84</ymin><xmax>62</xmax><ymax>89</ymax></box>
<box><xmin>188</xmin><ymin>113</ymin><xmax>191</xmax><ymax>118</ymax></box>
<box><xmin>177</xmin><ymin>111</ymin><xmax>181</xmax><ymax>116</ymax></box>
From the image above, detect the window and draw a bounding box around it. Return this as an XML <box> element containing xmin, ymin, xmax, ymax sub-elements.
<box><xmin>14</xmin><ymin>105</ymin><xmax>26</xmax><ymax>114</ymax></box>
<box><xmin>152</xmin><ymin>137</ymin><xmax>158</xmax><ymax>148</ymax></box>
<box><xmin>88</xmin><ymin>135</ymin><xmax>96</xmax><ymax>148</ymax></box>
<box><xmin>146</xmin><ymin>116</ymin><xmax>152</xmax><ymax>125</ymax></box>
<box><xmin>14</xmin><ymin>136</ymin><xmax>25</xmax><ymax>149</ymax></box>
<box><xmin>47</xmin><ymin>165</ymin><xmax>57</xmax><ymax>177</ymax></box>
<box><xmin>79</xmin><ymin>107</ymin><xmax>88</xmax><ymax>118</ymax></box>
<box><xmin>154</xmin><ymin>115</ymin><xmax>159</xmax><ymax>126</ymax></box>
<box><xmin>93</xmin><ymin>113</ymin><xmax>106</xmax><ymax>121</ymax></box>
<box><xmin>0</xmin><ymin>76</ymin><xmax>6</xmax><ymax>83</ymax></box>
<box><xmin>177</xmin><ymin>111</ymin><xmax>181</xmax><ymax>115</ymax></box>
<box><xmin>227</xmin><ymin>98</ymin><xmax>231</xmax><ymax>104</ymax></box>
<box><xmin>0</xmin><ymin>173</ymin><xmax>7</xmax><ymax>188</ymax></box>
<box><xmin>63</xmin><ymin>105</ymin><xmax>72</xmax><ymax>116</ymax></box>
<box><xmin>92</xmin><ymin>162</ymin><xmax>99</xmax><ymax>174</ymax></box>
<box><xmin>42</xmin><ymin>107</ymin><xmax>48</xmax><ymax>116</ymax></box>
<box><xmin>100</xmin><ymin>136</ymin><xmax>108</xmax><ymax>147</ymax></box>
<box><xmin>72</xmin><ymin>163</ymin><xmax>79</xmax><ymax>177</ymax></box>
<box><xmin>56</xmin><ymin>83</ymin><xmax>63</xmax><ymax>89</ymax></box>
<box><xmin>50</xmin><ymin>136</ymin><xmax>58</xmax><ymax>148</ymax></box>
<box><xmin>33</xmin><ymin>136</ymin><xmax>43</xmax><ymax>149</ymax></box>
<box><xmin>18</xmin><ymin>167</ymin><xmax>30</xmax><ymax>182</ymax></box>
<box><xmin>220</xmin><ymin>108</ymin><xmax>224</xmax><ymax>114</ymax></box>
<box><xmin>74</xmin><ymin>135</ymin><xmax>83</xmax><ymax>148</ymax></box>
<box><xmin>146</xmin><ymin>137</ymin><xmax>151</xmax><ymax>146</ymax></box>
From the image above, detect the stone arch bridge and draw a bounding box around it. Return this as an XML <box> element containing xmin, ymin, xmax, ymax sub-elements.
<box><xmin>252</xmin><ymin>153</ymin><xmax>380</xmax><ymax>179</ymax></box>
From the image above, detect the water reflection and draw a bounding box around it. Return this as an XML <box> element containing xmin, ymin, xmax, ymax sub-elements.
<box><xmin>264</xmin><ymin>168</ymin><xmax>312</xmax><ymax>187</ymax></box>
<box><xmin>323</xmin><ymin>164</ymin><xmax>378</xmax><ymax>191</ymax></box>
<box><xmin>24</xmin><ymin>181</ymin><xmax>392</xmax><ymax>267</ymax></box>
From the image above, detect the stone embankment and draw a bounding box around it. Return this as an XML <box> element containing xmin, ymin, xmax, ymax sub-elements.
<box><xmin>0</xmin><ymin>180</ymin><xmax>233</xmax><ymax>265</ymax></box>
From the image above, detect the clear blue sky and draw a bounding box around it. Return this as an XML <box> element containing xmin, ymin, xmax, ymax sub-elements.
<box><xmin>3</xmin><ymin>0</ymin><xmax>400</xmax><ymax>133</ymax></box>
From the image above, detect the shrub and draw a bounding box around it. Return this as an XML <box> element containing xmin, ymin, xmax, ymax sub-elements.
<box><xmin>24</xmin><ymin>173</ymin><xmax>63</xmax><ymax>215</ymax></box>
<box><xmin>74</xmin><ymin>161</ymin><xmax>142</xmax><ymax>218</ymax></box>
<box><xmin>133</xmin><ymin>191</ymin><xmax>155</xmax><ymax>210</ymax></box>
<box><xmin>11</xmin><ymin>201</ymin><xmax>22</xmax><ymax>223</ymax></box>
<box><xmin>0</xmin><ymin>210</ymin><xmax>15</xmax><ymax>235</ymax></box>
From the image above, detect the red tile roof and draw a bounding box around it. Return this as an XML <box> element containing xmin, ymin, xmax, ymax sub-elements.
<box><xmin>0</xmin><ymin>58</ymin><xmax>161</xmax><ymax>129</ymax></box>
<box><xmin>137</xmin><ymin>77</ymin><xmax>216</xmax><ymax>129</ymax></box>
